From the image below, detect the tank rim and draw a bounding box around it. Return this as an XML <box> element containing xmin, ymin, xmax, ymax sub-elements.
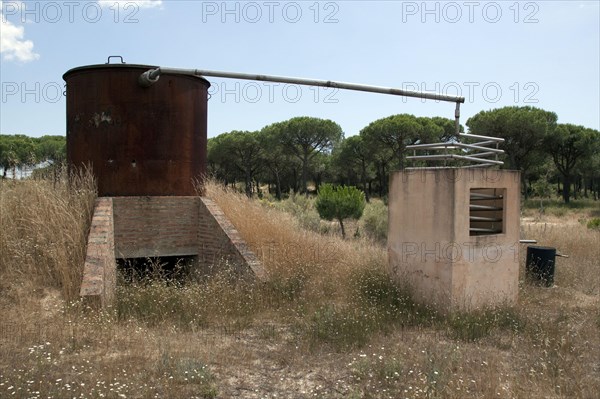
<box><xmin>63</xmin><ymin>64</ymin><xmax>211</xmax><ymax>86</ymax></box>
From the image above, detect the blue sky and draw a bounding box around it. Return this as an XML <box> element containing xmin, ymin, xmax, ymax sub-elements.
<box><xmin>1</xmin><ymin>0</ymin><xmax>599</xmax><ymax>138</ymax></box>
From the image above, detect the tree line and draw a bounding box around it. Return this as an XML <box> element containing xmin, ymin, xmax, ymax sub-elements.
<box><xmin>209</xmin><ymin>114</ymin><xmax>462</xmax><ymax>200</ymax></box>
<box><xmin>0</xmin><ymin>135</ymin><xmax>65</xmax><ymax>178</ymax></box>
<box><xmin>2</xmin><ymin>106</ymin><xmax>599</xmax><ymax>203</ymax></box>
<box><xmin>209</xmin><ymin>107</ymin><xmax>600</xmax><ymax>203</ymax></box>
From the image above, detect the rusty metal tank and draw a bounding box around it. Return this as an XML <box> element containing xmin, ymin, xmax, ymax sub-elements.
<box><xmin>63</xmin><ymin>61</ymin><xmax>210</xmax><ymax>196</ymax></box>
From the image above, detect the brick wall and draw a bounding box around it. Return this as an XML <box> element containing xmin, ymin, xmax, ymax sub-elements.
<box><xmin>112</xmin><ymin>197</ymin><xmax>200</xmax><ymax>258</ymax></box>
<box><xmin>198</xmin><ymin>198</ymin><xmax>266</xmax><ymax>280</ymax></box>
<box><xmin>80</xmin><ymin>198</ymin><xmax>116</xmax><ymax>308</ymax></box>
<box><xmin>81</xmin><ymin>196</ymin><xmax>266</xmax><ymax>307</ymax></box>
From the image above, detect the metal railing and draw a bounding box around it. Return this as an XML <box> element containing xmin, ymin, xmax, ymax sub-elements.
<box><xmin>406</xmin><ymin>133</ymin><xmax>505</xmax><ymax>169</ymax></box>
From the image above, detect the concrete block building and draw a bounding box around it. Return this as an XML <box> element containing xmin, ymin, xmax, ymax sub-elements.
<box><xmin>388</xmin><ymin>168</ymin><xmax>521</xmax><ymax>312</ymax></box>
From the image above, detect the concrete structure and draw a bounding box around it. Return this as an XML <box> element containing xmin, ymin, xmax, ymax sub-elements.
<box><xmin>388</xmin><ymin>168</ymin><xmax>521</xmax><ymax>312</ymax></box>
<box><xmin>80</xmin><ymin>197</ymin><xmax>266</xmax><ymax>307</ymax></box>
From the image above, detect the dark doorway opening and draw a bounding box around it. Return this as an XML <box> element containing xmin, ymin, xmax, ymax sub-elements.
<box><xmin>117</xmin><ymin>256</ymin><xmax>197</xmax><ymax>283</ymax></box>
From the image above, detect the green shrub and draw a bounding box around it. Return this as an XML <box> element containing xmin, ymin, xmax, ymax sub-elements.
<box><xmin>315</xmin><ymin>184</ymin><xmax>366</xmax><ymax>238</ymax></box>
<box><xmin>587</xmin><ymin>217</ymin><xmax>600</xmax><ymax>231</ymax></box>
<box><xmin>271</xmin><ymin>192</ymin><xmax>322</xmax><ymax>232</ymax></box>
<box><xmin>360</xmin><ymin>199</ymin><xmax>388</xmax><ymax>243</ymax></box>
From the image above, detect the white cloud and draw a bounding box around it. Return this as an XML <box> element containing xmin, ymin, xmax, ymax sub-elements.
<box><xmin>0</xmin><ymin>1</ymin><xmax>40</xmax><ymax>62</ymax></box>
<box><xmin>97</xmin><ymin>0</ymin><xmax>163</xmax><ymax>9</ymax></box>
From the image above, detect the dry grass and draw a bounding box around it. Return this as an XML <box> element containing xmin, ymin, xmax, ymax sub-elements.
<box><xmin>521</xmin><ymin>213</ymin><xmax>600</xmax><ymax>295</ymax></box>
<box><xmin>0</xmin><ymin>170</ymin><xmax>96</xmax><ymax>300</ymax></box>
<box><xmin>204</xmin><ymin>181</ymin><xmax>387</xmax><ymax>300</ymax></box>
<box><xmin>0</xmin><ymin>178</ymin><xmax>598</xmax><ymax>398</ymax></box>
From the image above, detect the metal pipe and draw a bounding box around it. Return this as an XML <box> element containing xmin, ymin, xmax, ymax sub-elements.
<box><xmin>406</xmin><ymin>154</ymin><xmax>503</xmax><ymax>165</ymax></box>
<box><xmin>471</xmin><ymin>140</ymin><xmax>495</xmax><ymax>146</ymax></box>
<box><xmin>406</xmin><ymin>143</ymin><xmax>502</xmax><ymax>154</ymax></box>
<box><xmin>455</xmin><ymin>154</ymin><xmax>504</xmax><ymax>164</ymax></box>
<box><xmin>455</xmin><ymin>102</ymin><xmax>461</xmax><ymax>135</ymax></box>
<box><xmin>406</xmin><ymin>154</ymin><xmax>457</xmax><ymax>160</ymax></box>
<box><xmin>460</xmin><ymin>132</ymin><xmax>505</xmax><ymax>142</ymax></box>
<box><xmin>470</xmin><ymin>227</ymin><xmax>503</xmax><ymax>233</ymax></box>
<box><xmin>406</xmin><ymin>143</ymin><xmax>504</xmax><ymax>157</ymax></box>
<box><xmin>405</xmin><ymin>166</ymin><xmax>463</xmax><ymax>170</ymax></box>
<box><xmin>456</xmin><ymin>142</ymin><xmax>504</xmax><ymax>153</ymax></box>
<box><xmin>470</xmin><ymin>194</ymin><xmax>503</xmax><ymax>200</ymax></box>
<box><xmin>404</xmin><ymin>163</ymin><xmax>493</xmax><ymax>170</ymax></box>
<box><xmin>470</xmin><ymin>204</ymin><xmax>503</xmax><ymax>211</ymax></box>
<box><xmin>139</xmin><ymin>67</ymin><xmax>466</xmax><ymax>104</ymax></box>
<box><xmin>406</xmin><ymin>143</ymin><xmax>457</xmax><ymax>150</ymax></box>
<box><xmin>470</xmin><ymin>216</ymin><xmax>503</xmax><ymax>222</ymax></box>
<box><xmin>459</xmin><ymin>164</ymin><xmax>492</xmax><ymax>169</ymax></box>
<box><xmin>471</xmin><ymin>193</ymin><xmax>499</xmax><ymax>198</ymax></box>
<box><xmin>467</xmin><ymin>151</ymin><xmax>497</xmax><ymax>158</ymax></box>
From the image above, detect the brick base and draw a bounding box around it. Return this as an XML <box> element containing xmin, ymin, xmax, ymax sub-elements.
<box><xmin>80</xmin><ymin>196</ymin><xmax>266</xmax><ymax>308</ymax></box>
<box><xmin>80</xmin><ymin>198</ymin><xmax>116</xmax><ymax>308</ymax></box>
<box><xmin>198</xmin><ymin>198</ymin><xmax>266</xmax><ymax>281</ymax></box>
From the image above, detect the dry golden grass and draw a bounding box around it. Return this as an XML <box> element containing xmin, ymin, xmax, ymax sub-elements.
<box><xmin>204</xmin><ymin>180</ymin><xmax>387</xmax><ymax>301</ymax></box>
<box><xmin>0</xmin><ymin>177</ymin><xmax>598</xmax><ymax>398</ymax></box>
<box><xmin>0</xmin><ymin>170</ymin><xmax>96</xmax><ymax>300</ymax></box>
<box><xmin>521</xmin><ymin>213</ymin><xmax>600</xmax><ymax>295</ymax></box>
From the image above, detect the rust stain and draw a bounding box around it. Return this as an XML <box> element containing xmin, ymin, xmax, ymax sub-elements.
<box><xmin>89</xmin><ymin>112</ymin><xmax>114</xmax><ymax>128</ymax></box>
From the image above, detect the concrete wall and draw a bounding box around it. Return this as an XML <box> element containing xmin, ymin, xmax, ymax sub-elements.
<box><xmin>388</xmin><ymin>168</ymin><xmax>521</xmax><ymax>312</ymax></box>
<box><xmin>81</xmin><ymin>196</ymin><xmax>266</xmax><ymax>307</ymax></box>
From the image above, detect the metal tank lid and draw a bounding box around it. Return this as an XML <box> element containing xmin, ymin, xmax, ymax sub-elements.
<box><xmin>63</xmin><ymin>56</ymin><xmax>210</xmax><ymax>86</ymax></box>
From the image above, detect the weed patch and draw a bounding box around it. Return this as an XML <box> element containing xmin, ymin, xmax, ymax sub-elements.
<box><xmin>447</xmin><ymin>307</ymin><xmax>524</xmax><ymax>342</ymax></box>
<box><xmin>360</xmin><ymin>199</ymin><xmax>388</xmax><ymax>243</ymax></box>
<box><xmin>350</xmin><ymin>268</ymin><xmax>440</xmax><ymax>328</ymax></box>
<box><xmin>304</xmin><ymin>304</ymin><xmax>379</xmax><ymax>351</ymax></box>
<box><xmin>586</xmin><ymin>217</ymin><xmax>600</xmax><ymax>230</ymax></box>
